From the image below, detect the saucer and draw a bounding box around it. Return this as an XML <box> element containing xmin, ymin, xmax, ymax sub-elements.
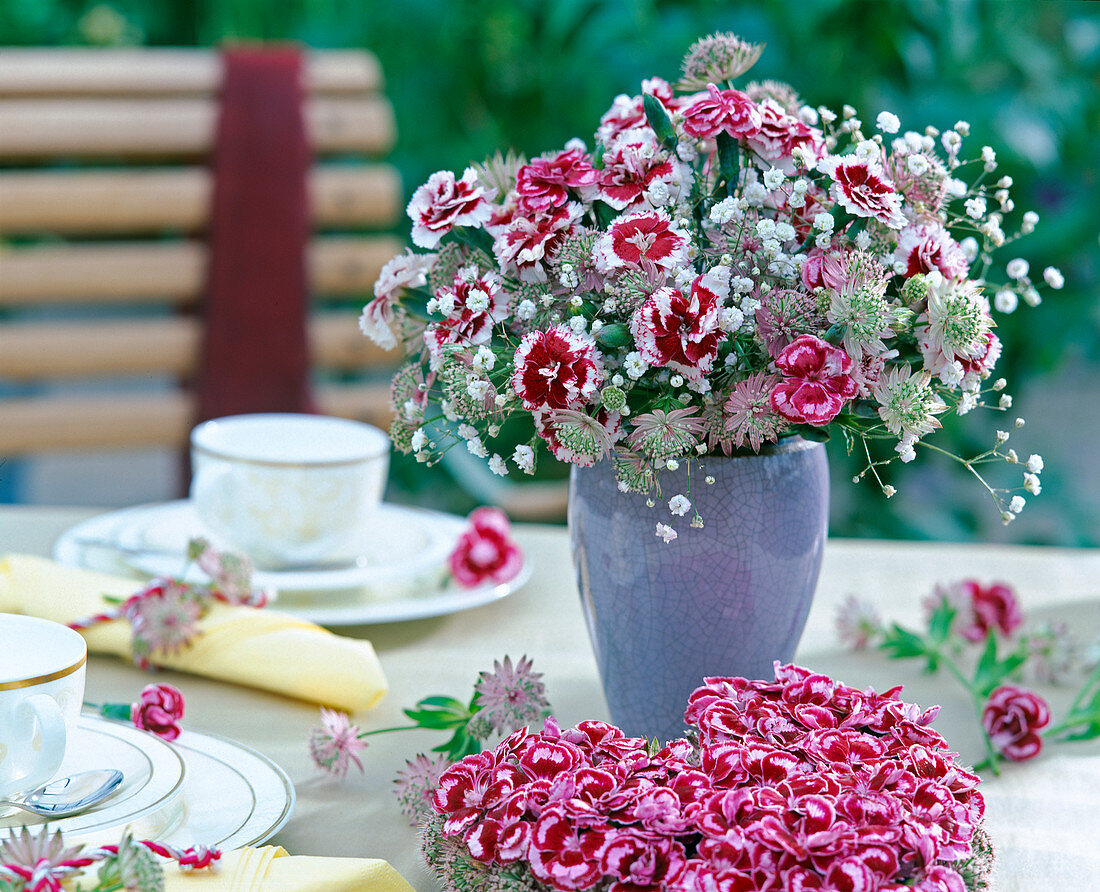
<box><xmin>54</xmin><ymin>501</ymin><xmax>532</xmax><ymax>626</ymax></box>
<box><xmin>0</xmin><ymin>715</ymin><xmax>186</xmax><ymax>840</ymax></box>
<box><xmin>0</xmin><ymin>715</ymin><xmax>294</xmax><ymax>851</ymax></box>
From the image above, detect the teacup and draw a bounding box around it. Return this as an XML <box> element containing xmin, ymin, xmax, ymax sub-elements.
<box><xmin>190</xmin><ymin>413</ymin><xmax>391</xmax><ymax>570</ymax></box>
<box><xmin>0</xmin><ymin>614</ymin><xmax>87</xmax><ymax>803</ymax></box>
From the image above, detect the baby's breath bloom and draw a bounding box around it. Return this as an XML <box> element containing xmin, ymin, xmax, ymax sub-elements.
<box><xmin>1043</xmin><ymin>266</ymin><xmax>1064</xmax><ymax>289</ymax></box>
<box><xmin>655</xmin><ymin>522</ymin><xmax>678</xmax><ymax>543</ymax></box>
<box><xmin>668</xmin><ymin>494</ymin><xmax>691</xmax><ymax>516</ymax></box>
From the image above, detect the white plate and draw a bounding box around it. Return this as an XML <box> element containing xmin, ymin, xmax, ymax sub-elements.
<box><xmin>0</xmin><ymin>714</ymin><xmax>186</xmax><ymax>839</ymax></box>
<box><xmin>53</xmin><ymin>501</ymin><xmax>532</xmax><ymax>626</ymax></box>
<box><xmin>0</xmin><ymin>715</ymin><xmax>294</xmax><ymax>851</ymax></box>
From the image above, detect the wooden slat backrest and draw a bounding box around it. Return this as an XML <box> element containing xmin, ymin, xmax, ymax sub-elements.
<box><xmin>0</xmin><ymin>48</ymin><xmax>402</xmax><ymax>458</ymax></box>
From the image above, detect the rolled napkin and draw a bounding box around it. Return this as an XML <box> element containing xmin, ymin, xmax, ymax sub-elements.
<box><xmin>0</xmin><ymin>554</ymin><xmax>387</xmax><ymax>713</ymax></box>
<box><xmin>164</xmin><ymin>847</ymin><xmax>414</xmax><ymax>891</ymax></box>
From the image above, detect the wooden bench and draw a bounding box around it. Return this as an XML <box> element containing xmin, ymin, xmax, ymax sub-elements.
<box><xmin>0</xmin><ymin>48</ymin><xmax>402</xmax><ymax>458</ymax></box>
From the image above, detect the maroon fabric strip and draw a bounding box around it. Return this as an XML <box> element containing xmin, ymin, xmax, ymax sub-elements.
<box><xmin>195</xmin><ymin>47</ymin><xmax>315</xmax><ymax>425</ymax></box>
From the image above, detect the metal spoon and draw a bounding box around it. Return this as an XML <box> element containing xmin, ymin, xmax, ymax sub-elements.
<box><xmin>0</xmin><ymin>769</ymin><xmax>124</xmax><ymax>817</ymax></box>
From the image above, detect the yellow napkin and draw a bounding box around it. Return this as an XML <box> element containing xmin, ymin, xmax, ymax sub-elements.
<box><xmin>0</xmin><ymin>554</ymin><xmax>387</xmax><ymax>713</ymax></box>
<box><xmin>163</xmin><ymin>846</ymin><xmax>415</xmax><ymax>892</ymax></box>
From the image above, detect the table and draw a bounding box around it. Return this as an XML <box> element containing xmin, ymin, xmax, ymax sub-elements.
<box><xmin>2</xmin><ymin>504</ymin><xmax>1099</xmax><ymax>892</ymax></box>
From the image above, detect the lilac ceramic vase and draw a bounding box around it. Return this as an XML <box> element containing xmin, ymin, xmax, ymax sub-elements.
<box><xmin>568</xmin><ymin>438</ymin><xmax>829</xmax><ymax>742</ymax></box>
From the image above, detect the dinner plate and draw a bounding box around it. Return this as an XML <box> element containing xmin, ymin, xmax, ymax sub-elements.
<box><xmin>0</xmin><ymin>715</ymin><xmax>295</xmax><ymax>851</ymax></box>
<box><xmin>53</xmin><ymin>501</ymin><xmax>532</xmax><ymax>626</ymax></box>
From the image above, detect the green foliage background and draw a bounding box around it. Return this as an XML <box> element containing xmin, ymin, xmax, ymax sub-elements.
<box><xmin>3</xmin><ymin>0</ymin><xmax>1097</xmax><ymax>544</ymax></box>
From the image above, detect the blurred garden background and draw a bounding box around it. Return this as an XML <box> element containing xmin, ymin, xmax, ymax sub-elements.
<box><xmin>1</xmin><ymin>0</ymin><xmax>1097</xmax><ymax>545</ymax></box>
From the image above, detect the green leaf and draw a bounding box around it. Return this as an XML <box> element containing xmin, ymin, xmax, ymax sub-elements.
<box><xmin>416</xmin><ymin>695</ymin><xmax>468</xmax><ymax>711</ymax></box>
<box><xmin>432</xmin><ymin>727</ymin><xmax>481</xmax><ymax>760</ymax></box>
<box><xmin>642</xmin><ymin>93</ymin><xmax>677</xmax><ymax>152</ymax></box>
<box><xmin>402</xmin><ymin>698</ymin><xmax>471</xmax><ymax>730</ymax></box>
<box><xmin>793</xmin><ymin>425</ymin><xmax>832</xmax><ymax>443</ymax></box>
<box><xmin>879</xmin><ymin>624</ymin><xmax>927</xmax><ymax>659</ymax></box>
<box><xmin>716</xmin><ymin>132</ymin><xmax>740</xmax><ymax>198</ymax></box>
<box><xmin>927</xmin><ymin>602</ymin><xmax>957</xmax><ymax>644</ymax></box>
<box><xmin>446</xmin><ymin>224</ymin><xmax>495</xmax><ymax>257</ymax></box>
<box><xmin>595</xmin><ymin>323</ymin><xmax>632</xmax><ymax>348</ymax></box>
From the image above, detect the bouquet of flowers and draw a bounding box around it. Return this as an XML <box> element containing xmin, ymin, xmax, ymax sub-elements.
<box><xmin>424</xmin><ymin>663</ymin><xmax>992</xmax><ymax>892</ymax></box>
<box><xmin>362</xmin><ymin>32</ymin><xmax>1059</xmax><ymax>536</ymax></box>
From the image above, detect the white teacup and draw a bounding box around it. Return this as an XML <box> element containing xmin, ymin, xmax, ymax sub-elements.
<box><xmin>0</xmin><ymin>614</ymin><xmax>87</xmax><ymax>803</ymax></box>
<box><xmin>190</xmin><ymin>413</ymin><xmax>391</xmax><ymax>570</ymax></box>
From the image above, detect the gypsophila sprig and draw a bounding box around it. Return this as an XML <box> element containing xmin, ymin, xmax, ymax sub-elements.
<box><xmin>840</xmin><ymin>578</ymin><xmax>1100</xmax><ymax>775</ymax></box>
<box><xmin>307</xmin><ymin>656</ymin><xmax>551</xmax><ymax>826</ymax></box>
<box><xmin>364</xmin><ymin>32</ymin><xmax>1058</xmax><ymax>541</ymax></box>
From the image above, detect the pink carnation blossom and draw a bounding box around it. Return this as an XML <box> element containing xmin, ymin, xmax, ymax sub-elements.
<box><xmin>957</xmin><ymin>580</ymin><xmax>1024</xmax><ymax>643</ymax></box>
<box><xmin>681</xmin><ymin>84</ymin><xmax>762</xmax><ymax>139</ymax></box>
<box><xmin>449</xmin><ymin>507</ymin><xmax>524</xmax><ymax>588</ymax></box>
<box><xmin>131</xmin><ymin>682</ymin><xmax>185</xmax><ymax>741</ymax></box>
<box><xmin>770</xmin><ymin>334</ymin><xmax>860</xmax><ymax>426</ymax></box>
<box><xmin>515</xmin><ymin>148</ymin><xmax>600</xmax><ymax>214</ymax></box>
<box><xmin>820</xmin><ymin>155</ymin><xmax>907</xmax><ymax>230</ymax></box>
<box><xmin>595</xmin><ymin>209</ymin><xmax>690</xmax><ymax>272</ymax></box>
<box><xmin>361</xmin><ymin>249</ymin><xmax>434</xmax><ymax>349</ymax></box>
<box><xmin>407</xmin><ymin>168</ymin><xmax>493</xmax><ymax>249</ymax></box>
<box><xmin>982</xmin><ymin>685</ymin><xmax>1051</xmax><ymax>762</ymax></box>
<box><xmin>801</xmin><ymin>249</ymin><xmax>849</xmax><ymax>292</ymax></box>
<box><xmin>493</xmin><ymin>204</ymin><xmax>580</xmax><ymax>283</ymax></box>
<box><xmin>746</xmin><ymin>97</ymin><xmax>826</xmax><ymax>171</ymax></box>
<box><xmin>596</xmin><ymin>128</ymin><xmax>691</xmax><ymax>211</ymax></box>
<box><xmin>511</xmin><ymin>324</ymin><xmax>602</xmax><ymax>412</ymax></box>
<box><xmin>895</xmin><ymin>221</ymin><xmax>970</xmax><ymax>280</ymax></box>
<box><xmin>630</xmin><ymin>276</ymin><xmax>725</xmax><ymax>385</ymax></box>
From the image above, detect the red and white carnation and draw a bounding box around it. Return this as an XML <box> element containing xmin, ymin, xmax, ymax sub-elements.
<box><xmin>895</xmin><ymin>220</ymin><xmax>970</xmax><ymax>280</ymax></box>
<box><xmin>820</xmin><ymin>155</ymin><xmax>907</xmax><ymax>230</ymax></box>
<box><xmin>630</xmin><ymin>274</ymin><xmax>726</xmax><ymax>386</ymax></box>
<box><xmin>594</xmin><ymin>209</ymin><xmax>690</xmax><ymax>272</ymax></box>
<box><xmin>515</xmin><ymin>147</ymin><xmax>600</xmax><ymax>214</ymax></box>
<box><xmin>407</xmin><ymin>167</ymin><xmax>493</xmax><ymax>248</ymax></box>
<box><xmin>595</xmin><ymin>77</ymin><xmax>681</xmax><ymax>145</ymax></box>
<box><xmin>360</xmin><ymin>249</ymin><xmax>434</xmax><ymax>349</ymax></box>
<box><xmin>746</xmin><ymin>98</ymin><xmax>826</xmax><ymax>172</ymax></box>
<box><xmin>770</xmin><ymin>334</ymin><xmax>860</xmax><ymax>425</ymax></box>
<box><xmin>424</xmin><ymin>269</ymin><xmax>510</xmax><ymax>362</ymax></box>
<box><xmin>681</xmin><ymin>84</ymin><xmax>762</xmax><ymax>140</ymax></box>
<box><xmin>596</xmin><ymin>128</ymin><xmax>692</xmax><ymax>211</ymax></box>
<box><xmin>448</xmin><ymin>507</ymin><xmax>524</xmax><ymax>588</ymax></box>
<box><xmin>511</xmin><ymin>325</ymin><xmax>602</xmax><ymax>412</ymax></box>
<box><xmin>493</xmin><ymin>204</ymin><xmax>581</xmax><ymax>283</ymax></box>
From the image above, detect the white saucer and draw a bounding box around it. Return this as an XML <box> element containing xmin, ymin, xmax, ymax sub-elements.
<box><xmin>0</xmin><ymin>714</ymin><xmax>186</xmax><ymax>840</ymax></box>
<box><xmin>53</xmin><ymin>501</ymin><xmax>532</xmax><ymax>626</ymax></box>
<box><xmin>0</xmin><ymin>715</ymin><xmax>294</xmax><ymax>851</ymax></box>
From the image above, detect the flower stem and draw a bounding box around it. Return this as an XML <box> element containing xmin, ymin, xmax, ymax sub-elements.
<box><xmin>931</xmin><ymin>646</ymin><xmax>1002</xmax><ymax>776</ymax></box>
<box><xmin>356</xmin><ymin>724</ymin><xmax>420</xmax><ymax>738</ymax></box>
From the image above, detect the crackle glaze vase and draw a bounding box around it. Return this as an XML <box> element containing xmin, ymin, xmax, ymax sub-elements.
<box><xmin>568</xmin><ymin>438</ymin><xmax>829</xmax><ymax>743</ymax></box>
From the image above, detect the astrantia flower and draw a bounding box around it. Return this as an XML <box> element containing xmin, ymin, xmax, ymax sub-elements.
<box><xmin>515</xmin><ymin>147</ymin><xmax>600</xmax><ymax>214</ymax></box>
<box><xmin>982</xmin><ymin>685</ymin><xmax>1051</xmax><ymax>762</ymax></box>
<box><xmin>920</xmin><ymin>273</ymin><xmax>994</xmax><ymax>363</ymax></box>
<box><xmin>394</xmin><ymin>753</ymin><xmax>450</xmax><ymax>827</ymax></box>
<box><xmin>723</xmin><ymin>372</ymin><xmax>786</xmax><ymax>451</ymax></box>
<box><xmin>595</xmin><ymin>209</ymin><xmax>690</xmax><ymax>272</ymax></box>
<box><xmin>679</xmin><ymin>32</ymin><xmax>765</xmax><ymax>89</ymax></box>
<box><xmin>681</xmin><ymin>84</ymin><xmax>762</xmax><ymax>140</ymax></box>
<box><xmin>191</xmin><ymin>538</ymin><xmax>256</xmax><ymax>604</ymax></box>
<box><xmin>308</xmin><ymin>708</ymin><xmax>368</xmax><ymax>779</ymax></box>
<box><xmin>770</xmin><ymin>334</ymin><xmax>859</xmax><ymax>426</ymax></box>
<box><xmin>826</xmin><ymin>251</ymin><xmax>895</xmax><ymax>358</ymax></box>
<box><xmin>0</xmin><ymin>827</ymin><xmax>89</xmax><ymax>892</ymax></box>
<box><xmin>612</xmin><ymin>448</ymin><xmax>657</xmax><ymax>493</ymax></box>
<box><xmin>628</xmin><ymin>407</ymin><xmax>705</xmax><ymax>459</ymax></box>
<box><xmin>820</xmin><ymin>155</ymin><xmax>907</xmax><ymax>229</ymax></box>
<box><xmin>895</xmin><ymin>221</ymin><xmax>969</xmax><ymax>280</ymax></box>
<box><xmin>755</xmin><ymin>288</ymin><xmax>827</xmax><ymax>356</ymax></box>
<box><xmin>473</xmin><ymin>655</ymin><xmax>550</xmax><ymax>736</ymax></box>
<box><xmin>873</xmin><ymin>364</ymin><xmax>948</xmax><ymax>440</ymax></box>
<box><xmin>836</xmin><ymin>595</ymin><xmax>883</xmax><ymax>650</ymax></box>
<box><xmin>546</xmin><ymin>409</ymin><xmax>617</xmax><ymax>462</ymax></box>
<box><xmin>127</xmin><ymin>582</ymin><xmax>203</xmax><ymax>659</ymax></box>
<box><xmin>744</xmin><ymin>79</ymin><xmax>803</xmax><ymax>114</ymax></box>
<box><xmin>511</xmin><ymin>324</ymin><xmax>602</xmax><ymax>411</ymax></box>
<box><xmin>629</xmin><ymin>276</ymin><xmax>725</xmax><ymax>384</ymax></box>
<box><xmin>407</xmin><ymin>168</ymin><xmax>493</xmax><ymax>249</ymax></box>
